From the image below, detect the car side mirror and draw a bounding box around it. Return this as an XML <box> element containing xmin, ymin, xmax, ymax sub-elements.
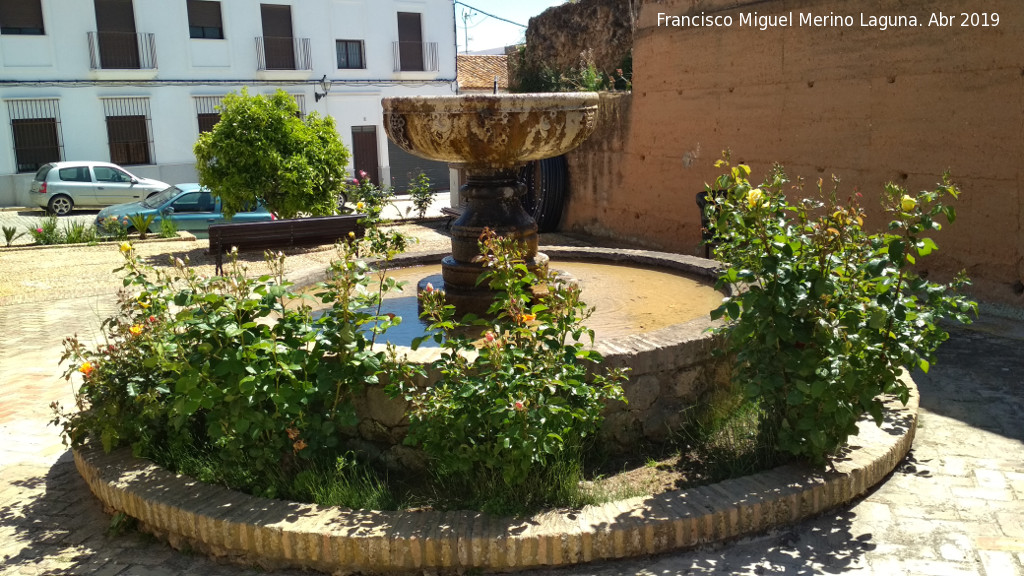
<box><xmin>162</xmin><ymin>207</ymin><xmax>174</xmax><ymax>215</ymax></box>
<box><xmin>130</xmin><ymin>178</ymin><xmax>139</xmax><ymax>184</ymax></box>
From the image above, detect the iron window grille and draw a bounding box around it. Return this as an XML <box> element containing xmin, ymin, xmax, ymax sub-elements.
<box><xmin>102</xmin><ymin>97</ymin><xmax>155</xmax><ymax>165</ymax></box>
<box><xmin>88</xmin><ymin>31</ymin><xmax>157</xmax><ymax>70</ymax></box>
<box><xmin>6</xmin><ymin>99</ymin><xmax>63</xmax><ymax>173</ymax></box>
<box><xmin>194</xmin><ymin>95</ymin><xmax>224</xmax><ymax>133</ymax></box>
<box><xmin>255</xmin><ymin>36</ymin><xmax>312</xmax><ymax>71</ymax></box>
<box><xmin>392</xmin><ymin>41</ymin><xmax>437</xmax><ymax>72</ymax></box>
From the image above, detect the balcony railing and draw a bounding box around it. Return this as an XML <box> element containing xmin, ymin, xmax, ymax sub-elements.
<box><xmin>256</xmin><ymin>36</ymin><xmax>312</xmax><ymax>71</ymax></box>
<box><xmin>393</xmin><ymin>41</ymin><xmax>438</xmax><ymax>72</ymax></box>
<box><xmin>87</xmin><ymin>32</ymin><xmax>157</xmax><ymax>70</ymax></box>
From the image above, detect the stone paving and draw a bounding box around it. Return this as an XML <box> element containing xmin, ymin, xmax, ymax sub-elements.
<box><xmin>1</xmin><ymin>235</ymin><xmax>1022</xmax><ymax>575</ymax></box>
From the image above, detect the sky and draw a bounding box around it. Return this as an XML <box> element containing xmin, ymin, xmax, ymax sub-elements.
<box><xmin>452</xmin><ymin>0</ymin><xmax>568</xmax><ymax>54</ymax></box>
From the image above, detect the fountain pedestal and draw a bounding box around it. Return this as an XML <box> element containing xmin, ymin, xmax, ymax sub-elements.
<box><xmin>382</xmin><ymin>94</ymin><xmax>599</xmax><ymax>313</ymax></box>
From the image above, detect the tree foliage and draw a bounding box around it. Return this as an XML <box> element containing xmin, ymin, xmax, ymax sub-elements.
<box><xmin>194</xmin><ymin>89</ymin><xmax>350</xmax><ymax>219</ymax></box>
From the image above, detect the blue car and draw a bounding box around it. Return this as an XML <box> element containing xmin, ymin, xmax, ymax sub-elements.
<box><xmin>95</xmin><ymin>184</ymin><xmax>274</xmax><ymax>233</ymax></box>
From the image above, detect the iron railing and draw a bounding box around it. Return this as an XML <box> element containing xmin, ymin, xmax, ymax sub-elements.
<box><xmin>392</xmin><ymin>41</ymin><xmax>438</xmax><ymax>72</ymax></box>
<box><xmin>256</xmin><ymin>36</ymin><xmax>312</xmax><ymax>71</ymax></box>
<box><xmin>87</xmin><ymin>31</ymin><xmax>157</xmax><ymax>70</ymax></box>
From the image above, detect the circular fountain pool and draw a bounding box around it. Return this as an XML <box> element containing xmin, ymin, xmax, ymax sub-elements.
<box><xmin>323</xmin><ymin>259</ymin><xmax>724</xmax><ymax>348</ymax></box>
<box><xmin>293</xmin><ymin>246</ymin><xmax>733</xmax><ymax>460</ymax></box>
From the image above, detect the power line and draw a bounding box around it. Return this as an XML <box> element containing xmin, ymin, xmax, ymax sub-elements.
<box><xmin>453</xmin><ymin>1</ymin><xmax>525</xmax><ymax>28</ymax></box>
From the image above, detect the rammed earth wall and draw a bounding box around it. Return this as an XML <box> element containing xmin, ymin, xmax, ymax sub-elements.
<box><xmin>560</xmin><ymin>0</ymin><xmax>1024</xmax><ymax>307</ymax></box>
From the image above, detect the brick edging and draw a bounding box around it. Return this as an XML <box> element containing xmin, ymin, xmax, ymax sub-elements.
<box><xmin>73</xmin><ymin>379</ymin><xmax>918</xmax><ymax>574</ymax></box>
<box><xmin>1</xmin><ymin>231</ymin><xmax>196</xmax><ymax>252</ymax></box>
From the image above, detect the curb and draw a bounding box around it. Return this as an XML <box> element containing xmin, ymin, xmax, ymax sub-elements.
<box><xmin>72</xmin><ymin>379</ymin><xmax>918</xmax><ymax>574</ymax></box>
<box><xmin>0</xmin><ymin>231</ymin><xmax>196</xmax><ymax>251</ymax></box>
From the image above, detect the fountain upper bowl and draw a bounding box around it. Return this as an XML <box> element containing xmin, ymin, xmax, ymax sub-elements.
<box><xmin>382</xmin><ymin>93</ymin><xmax>599</xmax><ymax>169</ymax></box>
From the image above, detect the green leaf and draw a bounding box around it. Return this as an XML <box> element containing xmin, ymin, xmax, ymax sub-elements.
<box><xmin>917</xmin><ymin>237</ymin><xmax>938</xmax><ymax>257</ymax></box>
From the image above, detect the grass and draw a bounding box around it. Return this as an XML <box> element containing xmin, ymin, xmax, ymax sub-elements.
<box><xmin>671</xmin><ymin>393</ymin><xmax>787</xmax><ymax>488</ymax></box>
<box><xmin>139</xmin><ymin>394</ymin><xmax>784</xmax><ymax>516</ymax></box>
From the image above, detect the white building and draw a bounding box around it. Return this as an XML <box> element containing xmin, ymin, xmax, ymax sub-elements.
<box><xmin>0</xmin><ymin>0</ymin><xmax>457</xmax><ymax>207</ymax></box>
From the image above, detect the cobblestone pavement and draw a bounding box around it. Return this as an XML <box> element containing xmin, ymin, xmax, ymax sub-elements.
<box><xmin>1</xmin><ymin>239</ymin><xmax>1022</xmax><ymax>574</ymax></box>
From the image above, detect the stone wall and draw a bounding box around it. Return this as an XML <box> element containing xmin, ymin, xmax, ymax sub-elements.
<box><xmin>512</xmin><ymin>0</ymin><xmax>638</xmax><ymax>90</ymax></box>
<box><xmin>330</xmin><ymin>248</ymin><xmax>732</xmax><ymax>469</ymax></box>
<box><xmin>562</xmin><ymin>0</ymin><xmax>1024</xmax><ymax>306</ymax></box>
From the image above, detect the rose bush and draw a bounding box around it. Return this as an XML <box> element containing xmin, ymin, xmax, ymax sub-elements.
<box><xmin>704</xmin><ymin>156</ymin><xmax>976</xmax><ymax>466</ymax></box>
<box><xmin>390</xmin><ymin>230</ymin><xmax>627</xmax><ymax>511</ymax></box>
<box><xmin>55</xmin><ymin>236</ymin><xmax>413</xmax><ymax>498</ymax></box>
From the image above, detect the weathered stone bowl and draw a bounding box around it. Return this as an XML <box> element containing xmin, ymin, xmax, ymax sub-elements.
<box><xmin>382</xmin><ymin>94</ymin><xmax>600</xmax><ymax>169</ymax></box>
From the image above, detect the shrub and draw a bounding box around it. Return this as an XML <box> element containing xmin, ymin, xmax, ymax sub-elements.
<box><xmin>158</xmin><ymin>217</ymin><xmax>178</xmax><ymax>239</ymax></box>
<box><xmin>98</xmin><ymin>215</ymin><xmax>130</xmax><ymax>240</ymax></box>
<box><xmin>194</xmin><ymin>89</ymin><xmax>351</xmax><ymax>219</ymax></box>
<box><xmin>407</xmin><ymin>172</ymin><xmax>433</xmax><ymax>219</ymax></box>
<box><xmin>391</xmin><ymin>230</ymin><xmax>627</xmax><ymax>511</ymax></box>
<box><xmin>704</xmin><ymin>156</ymin><xmax>976</xmax><ymax>466</ymax></box>
<box><xmin>126</xmin><ymin>213</ymin><xmax>157</xmax><ymax>240</ymax></box>
<box><xmin>3</xmin><ymin>225</ymin><xmax>25</xmax><ymax>247</ymax></box>
<box><xmin>63</xmin><ymin>220</ymin><xmax>98</xmax><ymax>244</ymax></box>
<box><xmin>29</xmin><ymin>216</ymin><xmax>63</xmax><ymax>245</ymax></box>
<box><xmin>55</xmin><ymin>235</ymin><xmax>413</xmax><ymax>497</ymax></box>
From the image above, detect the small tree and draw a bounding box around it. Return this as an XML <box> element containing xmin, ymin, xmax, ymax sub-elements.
<box><xmin>194</xmin><ymin>89</ymin><xmax>350</xmax><ymax>219</ymax></box>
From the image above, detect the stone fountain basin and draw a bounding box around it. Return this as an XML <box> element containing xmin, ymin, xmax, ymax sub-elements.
<box><xmin>382</xmin><ymin>94</ymin><xmax>599</xmax><ymax>168</ymax></box>
<box><xmin>71</xmin><ymin>246</ymin><xmax>920</xmax><ymax>574</ymax></box>
<box><xmin>290</xmin><ymin>246</ymin><xmax>732</xmax><ymax>465</ymax></box>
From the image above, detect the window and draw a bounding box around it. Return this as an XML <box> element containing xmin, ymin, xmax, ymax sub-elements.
<box><xmin>0</xmin><ymin>0</ymin><xmax>44</xmax><ymax>35</ymax></box>
<box><xmin>336</xmin><ymin>40</ymin><xmax>364</xmax><ymax>69</ymax></box>
<box><xmin>58</xmin><ymin>166</ymin><xmax>91</xmax><ymax>182</ymax></box>
<box><xmin>102</xmin><ymin>97</ymin><xmax>154</xmax><ymax>165</ymax></box>
<box><xmin>170</xmin><ymin>192</ymin><xmax>214</xmax><ymax>213</ymax></box>
<box><xmin>396</xmin><ymin>12</ymin><xmax>423</xmax><ymax>72</ymax></box>
<box><xmin>6</xmin><ymin>99</ymin><xmax>63</xmax><ymax>173</ymax></box>
<box><xmin>93</xmin><ymin>165</ymin><xmax>132</xmax><ymax>182</ymax></box>
<box><xmin>194</xmin><ymin>95</ymin><xmax>224</xmax><ymax>133</ymax></box>
<box><xmin>187</xmin><ymin>0</ymin><xmax>223</xmax><ymax>39</ymax></box>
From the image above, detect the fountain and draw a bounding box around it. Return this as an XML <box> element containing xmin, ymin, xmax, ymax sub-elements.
<box><xmin>72</xmin><ymin>92</ymin><xmax>921</xmax><ymax>575</ymax></box>
<box><xmin>382</xmin><ymin>93</ymin><xmax>599</xmax><ymax>313</ymax></box>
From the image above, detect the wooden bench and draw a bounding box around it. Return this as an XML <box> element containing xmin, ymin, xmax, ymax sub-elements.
<box><xmin>208</xmin><ymin>214</ymin><xmax>366</xmax><ymax>273</ymax></box>
<box><xmin>440</xmin><ymin>206</ymin><xmax>462</xmax><ymax>230</ymax></box>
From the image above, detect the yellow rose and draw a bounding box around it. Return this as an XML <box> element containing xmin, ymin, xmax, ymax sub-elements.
<box><xmin>900</xmin><ymin>195</ymin><xmax>917</xmax><ymax>212</ymax></box>
<box><xmin>356</xmin><ymin>202</ymin><xmax>365</xmax><ymax>211</ymax></box>
<box><xmin>119</xmin><ymin>242</ymin><xmax>132</xmax><ymax>254</ymax></box>
<box><xmin>746</xmin><ymin>188</ymin><xmax>764</xmax><ymax>208</ymax></box>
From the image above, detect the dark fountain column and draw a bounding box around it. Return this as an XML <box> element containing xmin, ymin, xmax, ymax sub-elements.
<box><xmin>440</xmin><ymin>167</ymin><xmax>549</xmax><ymax>315</ymax></box>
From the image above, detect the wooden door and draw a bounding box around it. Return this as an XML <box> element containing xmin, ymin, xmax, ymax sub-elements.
<box><xmin>94</xmin><ymin>0</ymin><xmax>139</xmax><ymax>69</ymax></box>
<box><xmin>351</xmin><ymin>126</ymin><xmax>379</xmax><ymax>186</ymax></box>
<box><xmin>397</xmin><ymin>12</ymin><xmax>423</xmax><ymax>72</ymax></box>
<box><xmin>261</xmin><ymin>4</ymin><xmax>295</xmax><ymax>70</ymax></box>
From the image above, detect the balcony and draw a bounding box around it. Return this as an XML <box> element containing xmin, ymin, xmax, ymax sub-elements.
<box><xmin>393</xmin><ymin>41</ymin><xmax>438</xmax><ymax>73</ymax></box>
<box><xmin>256</xmin><ymin>36</ymin><xmax>311</xmax><ymax>71</ymax></box>
<box><xmin>87</xmin><ymin>32</ymin><xmax>157</xmax><ymax>70</ymax></box>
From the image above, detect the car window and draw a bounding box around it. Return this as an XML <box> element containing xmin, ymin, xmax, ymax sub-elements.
<box><xmin>57</xmin><ymin>167</ymin><xmax>91</xmax><ymax>182</ymax></box>
<box><xmin>94</xmin><ymin>166</ymin><xmax>130</xmax><ymax>183</ymax></box>
<box><xmin>34</xmin><ymin>164</ymin><xmax>53</xmax><ymax>182</ymax></box>
<box><xmin>141</xmin><ymin>186</ymin><xmax>180</xmax><ymax>208</ymax></box>
<box><xmin>170</xmin><ymin>192</ymin><xmax>214</xmax><ymax>213</ymax></box>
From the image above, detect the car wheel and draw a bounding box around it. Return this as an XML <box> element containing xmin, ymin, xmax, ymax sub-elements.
<box><xmin>48</xmin><ymin>195</ymin><xmax>74</xmax><ymax>216</ymax></box>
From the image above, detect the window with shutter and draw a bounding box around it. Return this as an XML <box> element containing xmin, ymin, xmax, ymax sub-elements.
<box><xmin>187</xmin><ymin>0</ymin><xmax>223</xmax><ymax>39</ymax></box>
<box><xmin>0</xmin><ymin>0</ymin><xmax>45</xmax><ymax>35</ymax></box>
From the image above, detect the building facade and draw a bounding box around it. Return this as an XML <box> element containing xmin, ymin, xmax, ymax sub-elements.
<box><xmin>0</xmin><ymin>0</ymin><xmax>457</xmax><ymax>206</ymax></box>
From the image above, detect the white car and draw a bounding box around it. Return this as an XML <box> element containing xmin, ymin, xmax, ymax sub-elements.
<box><xmin>29</xmin><ymin>161</ymin><xmax>169</xmax><ymax>215</ymax></box>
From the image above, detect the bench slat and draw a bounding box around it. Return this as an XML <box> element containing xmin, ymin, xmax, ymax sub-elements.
<box><xmin>209</xmin><ymin>214</ymin><xmax>367</xmax><ymax>273</ymax></box>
